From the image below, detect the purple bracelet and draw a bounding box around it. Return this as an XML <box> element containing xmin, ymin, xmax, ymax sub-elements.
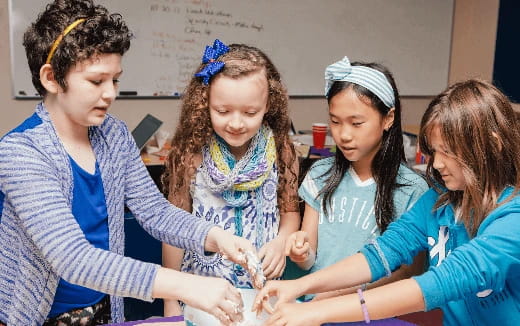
<box><xmin>357</xmin><ymin>288</ymin><xmax>371</xmax><ymax>324</ymax></box>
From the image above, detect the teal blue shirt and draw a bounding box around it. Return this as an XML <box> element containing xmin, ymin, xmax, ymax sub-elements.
<box><xmin>361</xmin><ymin>187</ymin><xmax>520</xmax><ymax>325</ymax></box>
<box><xmin>299</xmin><ymin>157</ymin><xmax>428</xmax><ymax>276</ymax></box>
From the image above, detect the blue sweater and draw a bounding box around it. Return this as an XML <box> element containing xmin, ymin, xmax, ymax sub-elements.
<box><xmin>0</xmin><ymin>103</ymin><xmax>214</xmax><ymax>325</ymax></box>
<box><xmin>361</xmin><ymin>188</ymin><xmax>520</xmax><ymax>325</ymax></box>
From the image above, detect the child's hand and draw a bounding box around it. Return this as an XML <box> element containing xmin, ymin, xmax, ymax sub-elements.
<box><xmin>252</xmin><ymin>279</ymin><xmax>305</xmax><ymax>316</ymax></box>
<box><xmin>285</xmin><ymin>231</ymin><xmax>311</xmax><ymax>263</ymax></box>
<box><xmin>205</xmin><ymin>227</ymin><xmax>255</xmax><ymax>267</ymax></box>
<box><xmin>263</xmin><ymin>301</ymin><xmax>324</xmax><ymax>326</ymax></box>
<box><xmin>181</xmin><ymin>274</ymin><xmax>244</xmax><ymax>325</ymax></box>
<box><xmin>258</xmin><ymin>236</ymin><xmax>287</xmax><ymax>279</ymax></box>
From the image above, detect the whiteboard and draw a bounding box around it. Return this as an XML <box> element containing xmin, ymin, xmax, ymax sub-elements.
<box><xmin>9</xmin><ymin>0</ymin><xmax>454</xmax><ymax>98</ymax></box>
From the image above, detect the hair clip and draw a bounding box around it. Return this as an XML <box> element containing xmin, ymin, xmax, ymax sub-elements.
<box><xmin>194</xmin><ymin>39</ymin><xmax>230</xmax><ymax>85</ymax></box>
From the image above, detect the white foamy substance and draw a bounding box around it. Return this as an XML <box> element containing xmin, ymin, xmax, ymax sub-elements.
<box><xmin>184</xmin><ymin>288</ymin><xmax>276</xmax><ymax>326</ymax></box>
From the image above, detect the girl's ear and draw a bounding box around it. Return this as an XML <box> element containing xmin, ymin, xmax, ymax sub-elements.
<box><xmin>384</xmin><ymin>108</ymin><xmax>395</xmax><ymax>131</ymax></box>
<box><xmin>39</xmin><ymin>64</ymin><xmax>60</xmax><ymax>94</ymax></box>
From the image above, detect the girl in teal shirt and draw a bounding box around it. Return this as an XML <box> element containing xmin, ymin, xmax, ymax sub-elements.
<box><xmin>286</xmin><ymin>57</ymin><xmax>428</xmax><ymax>299</ymax></box>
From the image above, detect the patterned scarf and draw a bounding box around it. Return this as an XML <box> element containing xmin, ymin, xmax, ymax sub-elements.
<box><xmin>201</xmin><ymin>124</ymin><xmax>276</xmax><ymax>208</ymax></box>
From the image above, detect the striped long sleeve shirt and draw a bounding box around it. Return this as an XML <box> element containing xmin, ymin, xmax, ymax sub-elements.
<box><xmin>0</xmin><ymin>103</ymin><xmax>214</xmax><ymax>325</ymax></box>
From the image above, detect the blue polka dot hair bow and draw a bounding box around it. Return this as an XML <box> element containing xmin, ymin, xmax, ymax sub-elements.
<box><xmin>194</xmin><ymin>39</ymin><xmax>230</xmax><ymax>85</ymax></box>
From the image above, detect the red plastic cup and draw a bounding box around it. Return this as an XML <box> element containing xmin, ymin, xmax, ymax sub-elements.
<box><xmin>312</xmin><ymin>123</ymin><xmax>328</xmax><ymax>149</ymax></box>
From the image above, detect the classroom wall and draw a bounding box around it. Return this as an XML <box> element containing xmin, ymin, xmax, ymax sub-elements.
<box><xmin>1</xmin><ymin>0</ymin><xmax>514</xmax><ymax>136</ymax></box>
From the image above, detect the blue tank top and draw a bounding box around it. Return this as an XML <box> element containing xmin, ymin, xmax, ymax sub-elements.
<box><xmin>48</xmin><ymin>157</ymin><xmax>109</xmax><ymax>318</ymax></box>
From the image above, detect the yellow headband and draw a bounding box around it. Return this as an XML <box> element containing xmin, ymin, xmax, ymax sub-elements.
<box><xmin>45</xmin><ymin>18</ymin><xmax>86</xmax><ymax>64</ymax></box>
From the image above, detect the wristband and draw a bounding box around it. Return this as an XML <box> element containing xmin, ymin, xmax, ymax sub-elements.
<box><xmin>357</xmin><ymin>288</ymin><xmax>371</xmax><ymax>324</ymax></box>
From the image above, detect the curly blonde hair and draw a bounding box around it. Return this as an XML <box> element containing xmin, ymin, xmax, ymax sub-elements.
<box><xmin>162</xmin><ymin>43</ymin><xmax>299</xmax><ymax>212</ymax></box>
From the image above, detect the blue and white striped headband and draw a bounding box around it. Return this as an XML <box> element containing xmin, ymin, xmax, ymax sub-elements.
<box><xmin>324</xmin><ymin>56</ymin><xmax>395</xmax><ymax>108</ymax></box>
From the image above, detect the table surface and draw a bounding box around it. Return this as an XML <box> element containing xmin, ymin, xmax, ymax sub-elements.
<box><xmin>106</xmin><ymin>315</ymin><xmax>418</xmax><ymax>325</ymax></box>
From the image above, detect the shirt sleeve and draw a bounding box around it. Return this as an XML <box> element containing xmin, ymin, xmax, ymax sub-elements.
<box><xmin>360</xmin><ymin>189</ymin><xmax>435</xmax><ymax>281</ymax></box>
<box><xmin>118</xmin><ymin>120</ymin><xmax>215</xmax><ymax>256</ymax></box>
<box><xmin>413</xmin><ymin>204</ymin><xmax>520</xmax><ymax>310</ymax></box>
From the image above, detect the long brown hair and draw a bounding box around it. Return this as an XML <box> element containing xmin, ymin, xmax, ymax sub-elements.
<box><xmin>419</xmin><ymin>79</ymin><xmax>520</xmax><ymax>236</ymax></box>
<box><xmin>162</xmin><ymin>43</ymin><xmax>298</xmax><ymax>211</ymax></box>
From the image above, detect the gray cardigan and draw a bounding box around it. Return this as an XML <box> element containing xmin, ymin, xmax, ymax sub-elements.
<box><xmin>0</xmin><ymin>103</ymin><xmax>214</xmax><ymax>325</ymax></box>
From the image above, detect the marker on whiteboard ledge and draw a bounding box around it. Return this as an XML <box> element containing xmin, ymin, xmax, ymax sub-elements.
<box><xmin>119</xmin><ymin>90</ymin><xmax>138</xmax><ymax>96</ymax></box>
